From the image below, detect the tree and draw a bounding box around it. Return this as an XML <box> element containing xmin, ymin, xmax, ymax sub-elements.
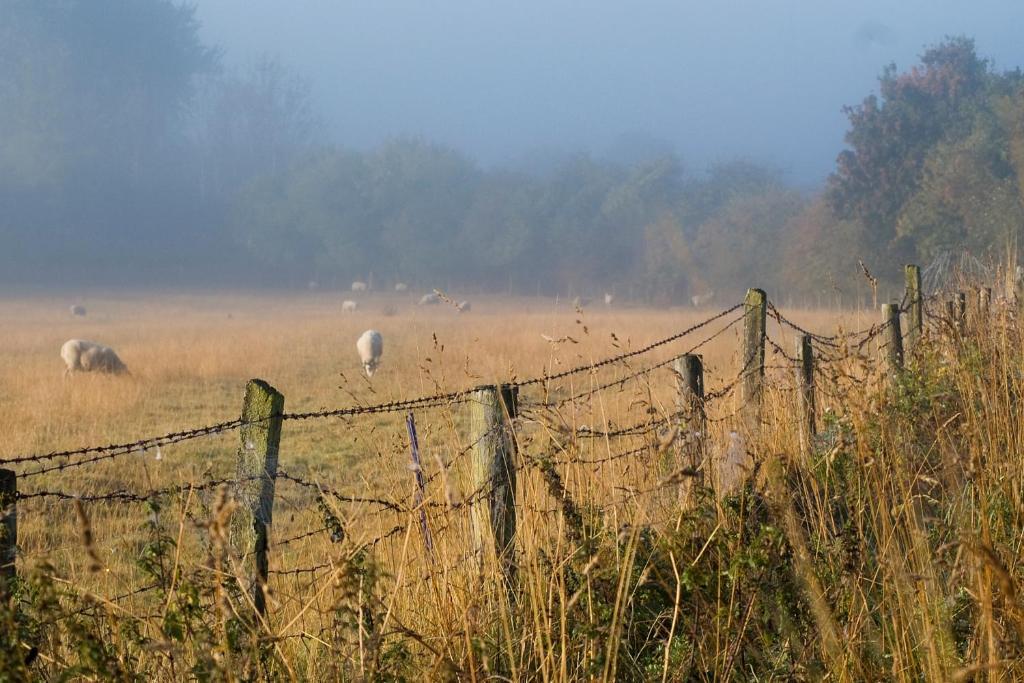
<box><xmin>827</xmin><ymin>37</ymin><xmax>990</xmax><ymax>246</ymax></box>
<box><xmin>189</xmin><ymin>56</ymin><xmax>319</xmax><ymax>201</ymax></box>
<box><xmin>0</xmin><ymin>0</ymin><xmax>218</xmax><ymax>281</ymax></box>
<box><xmin>692</xmin><ymin>188</ymin><xmax>806</xmax><ymax>297</ymax></box>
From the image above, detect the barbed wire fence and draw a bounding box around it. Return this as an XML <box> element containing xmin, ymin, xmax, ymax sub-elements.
<box><xmin>0</xmin><ymin>270</ymin><xmax>994</xmax><ymax>643</ymax></box>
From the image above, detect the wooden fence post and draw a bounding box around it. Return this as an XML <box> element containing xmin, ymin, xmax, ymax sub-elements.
<box><xmin>882</xmin><ymin>303</ymin><xmax>904</xmax><ymax>377</ymax></box>
<box><xmin>904</xmin><ymin>264</ymin><xmax>923</xmax><ymax>351</ymax></box>
<box><xmin>1015</xmin><ymin>266</ymin><xmax>1024</xmax><ymax>319</ymax></box>
<box><xmin>0</xmin><ymin>469</ymin><xmax>15</xmax><ymax>601</ymax></box>
<box><xmin>795</xmin><ymin>335</ymin><xmax>816</xmax><ymax>457</ymax></box>
<box><xmin>956</xmin><ymin>292</ymin><xmax>967</xmax><ymax>335</ymax></box>
<box><xmin>674</xmin><ymin>354</ymin><xmax>705</xmax><ymax>502</ymax></box>
<box><xmin>945</xmin><ymin>299</ymin><xmax>957</xmax><ymax>337</ymax></box>
<box><xmin>470</xmin><ymin>384</ymin><xmax>518</xmax><ymax>582</ymax></box>
<box><xmin>741</xmin><ymin>288</ymin><xmax>767</xmax><ymax>432</ymax></box>
<box><xmin>979</xmin><ymin>287</ymin><xmax>991</xmax><ymax>319</ymax></box>
<box><xmin>230</xmin><ymin>379</ymin><xmax>284</xmax><ymax>619</ymax></box>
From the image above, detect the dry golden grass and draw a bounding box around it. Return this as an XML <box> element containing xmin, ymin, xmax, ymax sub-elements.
<box><xmin>4</xmin><ymin>289</ymin><xmax>1018</xmax><ymax>681</ymax></box>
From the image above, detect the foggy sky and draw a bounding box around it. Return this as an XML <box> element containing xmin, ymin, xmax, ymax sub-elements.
<box><xmin>194</xmin><ymin>1</ymin><xmax>1024</xmax><ymax>185</ymax></box>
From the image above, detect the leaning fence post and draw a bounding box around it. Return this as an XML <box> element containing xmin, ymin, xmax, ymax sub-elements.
<box><xmin>741</xmin><ymin>288</ymin><xmax>767</xmax><ymax>432</ymax></box>
<box><xmin>904</xmin><ymin>264</ymin><xmax>923</xmax><ymax>351</ymax></box>
<box><xmin>0</xmin><ymin>469</ymin><xmax>15</xmax><ymax>601</ymax></box>
<box><xmin>230</xmin><ymin>379</ymin><xmax>284</xmax><ymax>619</ymax></box>
<box><xmin>882</xmin><ymin>303</ymin><xmax>904</xmax><ymax>378</ymax></box>
<box><xmin>470</xmin><ymin>384</ymin><xmax>518</xmax><ymax>583</ymax></box>
<box><xmin>406</xmin><ymin>413</ymin><xmax>433</xmax><ymax>559</ymax></box>
<box><xmin>673</xmin><ymin>354</ymin><xmax>705</xmax><ymax>502</ymax></box>
<box><xmin>794</xmin><ymin>335</ymin><xmax>816</xmax><ymax>457</ymax></box>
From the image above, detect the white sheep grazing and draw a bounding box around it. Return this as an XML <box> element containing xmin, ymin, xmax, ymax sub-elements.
<box><xmin>418</xmin><ymin>293</ymin><xmax>440</xmax><ymax>306</ymax></box>
<box><xmin>356</xmin><ymin>330</ymin><xmax>383</xmax><ymax>377</ymax></box>
<box><xmin>342</xmin><ymin>300</ymin><xmax>359</xmax><ymax>313</ymax></box>
<box><xmin>70</xmin><ymin>304</ymin><xmax>86</xmax><ymax>317</ymax></box>
<box><xmin>394</xmin><ymin>282</ymin><xmax>408</xmax><ymax>292</ymax></box>
<box><xmin>456</xmin><ymin>300</ymin><xmax>471</xmax><ymax>313</ymax></box>
<box><xmin>61</xmin><ymin>339</ymin><xmax>128</xmax><ymax>377</ymax></box>
<box><xmin>351</xmin><ymin>281</ymin><xmax>368</xmax><ymax>292</ymax></box>
<box><xmin>604</xmin><ymin>292</ymin><xmax>614</xmax><ymax>306</ymax></box>
<box><xmin>690</xmin><ymin>290</ymin><xmax>715</xmax><ymax>307</ymax></box>
<box><xmin>571</xmin><ymin>296</ymin><xmax>591</xmax><ymax>309</ymax></box>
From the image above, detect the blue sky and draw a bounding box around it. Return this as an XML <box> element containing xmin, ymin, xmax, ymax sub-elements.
<box><xmin>194</xmin><ymin>1</ymin><xmax>1024</xmax><ymax>185</ymax></box>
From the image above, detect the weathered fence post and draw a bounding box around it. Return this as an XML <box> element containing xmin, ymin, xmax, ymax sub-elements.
<box><xmin>979</xmin><ymin>287</ymin><xmax>991</xmax><ymax>319</ymax></box>
<box><xmin>741</xmin><ymin>288</ymin><xmax>767</xmax><ymax>432</ymax></box>
<box><xmin>945</xmin><ymin>299</ymin><xmax>957</xmax><ymax>337</ymax></box>
<box><xmin>230</xmin><ymin>379</ymin><xmax>284</xmax><ymax>619</ymax></box>
<box><xmin>956</xmin><ymin>291</ymin><xmax>967</xmax><ymax>336</ymax></box>
<box><xmin>882</xmin><ymin>303</ymin><xmax>904</xmax><ymax>377</ymax></box>
<box><xmin>794</xmin><ymin>335</ymin><xmax>816</xmax><ymax>457</ymax></box>
<box><xmin>1015</xmin><ymin>266</ymin><xmax>1024</xmax><ymax>318</ymax></box>
<box><xmin>674</xmin><ymin>354</ymin><xmax>705</xmax><ymax>501</ymax></box>
<box><xmin>470</xmin><ymin>384</ymin><xmax>518</xmax><ymax>582</ymax></box>
<box><xmin>406</xmin><ymin>413</ymin><xmax>433</xmax><ymax>558</ymax></box>
<box><xmin>0</xmin><ymin>469</ymin><xmax>16</xmax><ymax>601</ymax></box>
<box><xmin>904</xmin><ymin>264</ymin><xmax>923</xmax><ymax>351</ymax></box>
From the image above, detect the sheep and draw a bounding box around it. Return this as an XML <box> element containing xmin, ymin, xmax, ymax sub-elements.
<box><xmin>70</xmin><ymin>304</ymin><xmax>86</xmax><ymax>317</ymax></box>
<box><xmin>61</xmin><ymin>339</ymin><xmax>128</xmax><ymax>377</ymax></box>
<box><xmin>571</xmin><ymin>296</ymin><xmax>591</xmax><ymax>309</ymax></box>
<box><xmin>418</xmin><ymin>293</ymin><xmax>440</xmax><ymax>306</ymax></box>
<box><xmin>351</xmin><ymin>281</ymin><xmax>368</xmax><ymax>292</ymax></box>
<box><xmin>394</xmin><ymin>282</ymin><xmax>408</xmax><ymax>292</ymax></box>
<box><xmin>342</xmin><ymin>300</ymin><xmax>359</xmax><ymax>313</ymax></box>
<box><xmin>456</xmin><ymin>300</ymin><xmax>471</xmax><ymax>313</ymax></box>
<box><xmin>356</xmin><ymin>330</ymin><xmax>383</xmax><ymax>377</ymax></box>
<box><xmin>690</xmin><ymin>290</ymin><xmax>715</xmax><ymax>307</ymax></box>
<box><xmin>604</xmin><ymin>292</ymin><xmax>614</xmax><ymax>306</ymax></box>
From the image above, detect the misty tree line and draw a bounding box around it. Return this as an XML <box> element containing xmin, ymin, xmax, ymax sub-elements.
<box><xmin>2</xmin><ymin>1</ymin><xmax>1023</xmax><ymax>301</ymax></box>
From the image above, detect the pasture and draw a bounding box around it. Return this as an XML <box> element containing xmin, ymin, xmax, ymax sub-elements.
<box><xmin>0</xmin><ymin>288</ymin><xmax>1020</xmax><ymax>681</ymax></box>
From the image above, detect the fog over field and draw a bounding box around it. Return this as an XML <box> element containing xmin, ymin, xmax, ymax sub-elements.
<box><xmin>7</xmin><ymin>4</ymin><xmax>1024</xmax><ymax>679</ymax></box>
<box><xmin>3</xmin><ymin>1</ymin><xmax>1024</xmax><ymax>299</ymax></box>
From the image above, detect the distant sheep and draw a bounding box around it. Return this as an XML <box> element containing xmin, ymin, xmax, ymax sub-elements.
<box><xmin>61</xmin><ymin>339</ymin><xmax>128</xmax><ymax>377</ymax></box>
<box><xmin>456</xmin><ymin>300</ymin><xmax>471</xmax><ymax>313</ymax></box>
<box><xmin>690</xmin><ymin>290</ymin><xmax>715</xmax><ymax>307</ymax></box>
<box><xmin>351</xmin><ymin>281</ymin><xmax>368</xmax><ymax>292</ymax></box>
<box><xmin>418</xmin><ymin>293</ymin><xmax>440</xmax><ymax>306</ymax></box>
<box><xmin>342</xmin><ymin>300</ymin><xmax>359</xmax><ymax>313</ymax></box>
<box><xmin>604</xmin><ymin>292</ymin><xmax>614</xmax><ymax>306</ymax></box>
<box><xmin>356</xmin><ymin>330</ymin><xmax>383</xmax><ymax>377</ymax></box>
<box><xmin>70</xmin><ymin>304</ymin><xmax>86</xmax><ymax>317</ymax></box>
<box><xmin>394</xmin><ymin>282</ymin><xmax>408</xmax><ymax>292</ymax></box>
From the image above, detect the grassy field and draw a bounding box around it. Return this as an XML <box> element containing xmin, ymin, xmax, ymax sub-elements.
<box><xmin>1</xmin><ymin>289</ymin><xmax>1020</xmax><ymax>681</ymax></box>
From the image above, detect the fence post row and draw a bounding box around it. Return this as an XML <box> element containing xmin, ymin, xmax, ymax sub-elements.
<box><xmin>794</xmin><ymin>335</ymin><xmax>816</xmax><ymax>457</ymax></box>
<box><xmin>741</xmin><ymin>288</ymin><xmax>767</xmax><ymax>433</ymax></box>
<box><xmin>904</xmin><ymin>264</ymin><xmax>923</xmax><ymax>351</ymax></box>
<box><xmin>230</xmin><ymin>379</ymin><xmax>285</xmax><ymax>618</ymax></box>
<box><xmin>674</xmin><ymin>354</ymin><xmax>705</xmax><ymax>501</ymax></box>
<box><xmin>0</xmin><ymin>469</ymin><xmax>15</xmax><ymax>602</ymax></box>
<box><xmin>470</xmin><ymin>384</ymin><xmax>519</xmax><ymax>583</ymax></box>
<box><xmin>882</xmin><ymin>303</ymin><xmax>904</xmax><ymax>377</ymax></box>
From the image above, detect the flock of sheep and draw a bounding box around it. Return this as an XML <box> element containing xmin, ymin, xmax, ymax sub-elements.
<box><xmin>57</xmin><ymin>283</ymin><xmax>715</xmax><ymax>380</ymax></box>
<box><xmin>57</xmin><ymin>283</ymin><xmax>430</xmax><ymax>380</ymax></box>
